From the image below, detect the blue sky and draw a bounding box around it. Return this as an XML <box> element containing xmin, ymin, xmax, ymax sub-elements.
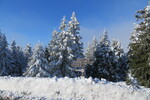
<box><xmin>0</xmin><ymin>0</ymin><xmax>148</xmax><ymax>52</ymax></box>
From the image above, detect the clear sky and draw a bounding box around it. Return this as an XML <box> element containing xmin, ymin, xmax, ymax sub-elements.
<box><xmin>0</xmin><ymin>0</ymin><xmax>148</xmax><ymax>52</ymax></box>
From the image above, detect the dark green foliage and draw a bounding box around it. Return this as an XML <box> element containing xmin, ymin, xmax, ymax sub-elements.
<box><xmin>11</xmin><ymin>41</ymin><xmax>26</xmax><ymax>76</ymax></box>
<box><xmin>84</xmin><ymin>31</ymin><xmax>129</xmax><ymax>82</ymax></box>
<box><xmin>93</xmin><ymin>46</ymin><xmax>118</xmax><ymax>82</ymax></box>
<box><xmin>85</xmin><ymin>64</ymin><xmax>100</xmax><ymax>79</ymax></box>
<box><xmin>128</xmin><ymin>3</ymin><xmax>150</xmax><ymax>88</ymax></box>
<box><xmin>111</xmin><ymin>40</ymin><xmax>129</xmax><ymax>81</ymax></box>
<box><xmin>118</xmin><ymin>54</ymin><xmax>128</xmax><ymax>81</ymax></box>
<box><xmin>44</xmin><ymin>46</ymin><xmax>50</xmax><ymax>62</ymax></box>
<box><xmin>0</xmin><ymin>33</ymin><xmax>14</xmax><ymax>76</ymax></box>
<box><xmin>85</xmin><ymin>31</ymin><xmax>119</xmax><ymax>82</ymax></box>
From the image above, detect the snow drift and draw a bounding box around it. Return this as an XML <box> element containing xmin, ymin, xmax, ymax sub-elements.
<box><xmin>0</xmin><ymin>77</ymin><xmax>149</xmax><ymax>100</ymax></box>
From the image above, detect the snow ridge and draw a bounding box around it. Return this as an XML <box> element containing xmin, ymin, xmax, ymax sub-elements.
<box><xmin>0</xmin><ymin>77</ymin><xmax>149</xmax><ymax>100</ymax></box>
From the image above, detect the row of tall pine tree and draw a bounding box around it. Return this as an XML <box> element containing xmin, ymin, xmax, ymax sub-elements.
<box><xmin>0</xmin><ymin>3</ymin><xmax>149</xmax><ymax>88</ymax></box>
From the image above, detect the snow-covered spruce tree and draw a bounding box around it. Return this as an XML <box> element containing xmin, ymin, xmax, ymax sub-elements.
<box><xmin>24</xmin><ymin>44</ymin><xmax>32</xmax><ymax>72</ymax></box>
<box><xmin>0</xmin><ymin>32</ymin><xmax>14</xmax><ymax>76</ymax></box>
<box><xmin>17</xmin><ymin>45</ymin><xmax>27</xmax><ymax>74</ymax></box>
<box><xmin>128</xmin><ymin>3</ymin><xmax>150</xmax><ymax>87</ymax></box>
<box><xmin>85</xmin><ymin>37</ymin><xmax>98</xmax><ymax>78</ymax></box>
<box><xmin>24</xmin><ymin>43</ymin><xmax>51</xmax><ymax>77</ymax></box>
<box><xmin>49</xmin><ymin>16</ymin><xmax>78</xmax><ymax>77</ymax></box>
<box><xmin>67</xmin><ymin>12</ymin><xmax>84</xmax><ymax>59</ymax></box>
<box><xmin>47</xmin><ymin>24</ymin><xmax>64</xmax><ymax>77</ymax></box>
<box><xmin>85</xmin><ymin>36</ymin><xmax>98</xmax><ymax>61</ymax></box>
<box><xmin>10</xmin><ymin>40</ymin><xmax>19</xmax><ymax>75</ymax></box>
<box><xmin>112</xmin><ymin>40</ymin><xmax>128</xmax><ymax>81</ymax></box>
<box><xmin>92</xmin><ymin>30</ymin><xmax>118</xmax><ymax>81</ymax></box>
<box><xmin>24</xmin><ymin>43</ymin><xmax>32</xmax><ymax>61</ymax></box>
<box><xmin>48</xmin><ymin>29</ymin><xmax>60</xmax><ymax>64</ymax></box>
<box><xmin>10</xmin><ymin>40</ymin><xmax>26</xmax><ymax>76</ymax></box>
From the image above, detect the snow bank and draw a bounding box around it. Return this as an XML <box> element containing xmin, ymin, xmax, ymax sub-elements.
<box><xmin>0</xmin><ymin>90</ymin><xmax>46</xmax><ymax>100</ymax></box>
<box><xmin>0</xmin><ymin>76</ymin><xmax>149</xmax><ymax>100</ymax></box>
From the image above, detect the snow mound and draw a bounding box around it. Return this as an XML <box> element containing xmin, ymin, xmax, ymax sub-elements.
<box><xmin>0</xmin><ymin>77</ymin><xmax>149</xmax><ymax>100</ymax></box>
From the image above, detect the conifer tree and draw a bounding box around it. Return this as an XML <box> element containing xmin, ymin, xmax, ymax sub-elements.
<box><xmin>85</xmin><ymin>36</ymin><xmax>98</xmax><ymax>61</ymax></box>
<box><xmin>10</xmin><ymin>40</ymin><xmax>19</xmax><ymax>75</ymax></box>
<box><xmin>67</xmin><ymin>12</ymin><xmax>84</xmax><ymax>59</ymax></box>
<box><xmin>24</xmin><ymin>43</ymin><xmax>51</xmax><ymax>77</ymax></box>
<box><xmin>48</xmin><ymin>30</ymin><xmax>60</xmax><ymax>66</ymax></box>
<box><xmin>128</xmin><ymin>3</ymin><xmax>150</xmax><ymax>87</ymax></box>
<box><xmin>24</xmin><ymin>44</ymin><xmax>32</xmax><ymax>72</ymax></box>
<box><xmin>0</xmin><ymin>32</ymin><xmax>14</xmax><ymax>76</ymax></box>
<box><xmin>10</xmin><ymin>40</ymin><xmax>26</xmax><ymax>76</ymax></box>
<box><xmin>24</xmin><ymin>43</ymin><xmax>32</xmax><ymax>61</ymax></box>
<box><xmin>92</xmin><ymin>30</ymin><xmax>118</xmax><ymax>81</ymax></box>
<box><xmin>48</xmin><ymin>13</ymin><xmax>84</xmax><ymax>77</ymax></box>
<box><xmin>49</xmin><ymin>16</ymin><xmax>77</xmax><ymax>77</ymax></box>
<box><xmin>112</xmin><ymin>40</ymin><xmax>128</xmax><ymax>81</ymax></box>
<box><xmin>85</xmin><ymin>37</ymin><xmax>98</xmax><ymax>78</ymax></box>
<box><xmin>17</xmin><ymin>45</ymin><xmax>27</xmax><ymax>74</ymax></box>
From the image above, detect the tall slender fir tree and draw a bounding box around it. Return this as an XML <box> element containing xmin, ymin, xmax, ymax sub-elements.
<box><xmin>112</xmin><ymin>40</ymin><xmax>128</xmax><ymax>81</ymax></box>
<box><xmin>92</xmin><ymin>30</ymin><xmax>118</xmax><ymax>81</ymax></box>
<box><xmin>128</xmin><ymin>2</ymin><xmax>150</xmax><ymax>87</ymax></box>
<box><xmin>0</xmin><ymin>32</ymin><xmax>14</xmax><ymax>76</ymax></box>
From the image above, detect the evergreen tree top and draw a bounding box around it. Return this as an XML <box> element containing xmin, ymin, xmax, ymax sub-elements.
<box><xmin>24</xmin><ymin>43</ymin><xmax>32</xmax><ymax>58</ymax></box>
<box><xmin>130</xmin><ymin>2</ymin><xmax>150</xmax><ymax>45</ymax></box>
<box><xmin>24</xmin><ymin>44</ymin><xmax>32</xmax><ymax>52</ymax></box>
<box><xmin>1</xmin><ymin>34</ymin><xmax>7</xmax><ymax>47</ymax></box>
<box><xmin>100</xmin><ymin>30</ymin><xmax>110</xmax><ymax>47</ymax></box>
<box><xmin>10</xmin><ymin>40</ymin><xmax>17</xmax><ymax>52</ymax></box>
<box><xmin>59</xmin><ymin>16</ymin><xmax>66</xmax><ymax>30</ymax></box>
<box><xmin>11</xmin><ymin>40</ymin><xmax>16</xmax><ymax>47</ymax></box>
<box><xmin>71</xmin><ymin>12</ymin><xmax>77</xmax><ymax>22</ymax></box>
<box><xmin>0</xmin><ymin>33</ymin><xmax>8</xmax><ymax>52</ymax></box>
<box><xmin>135</xmin><ymin>3</ymin><xmax>150</xmax><ymax>21</ymax></box>
<box><xmin>33</xmin><ymin>43</ymin><xmax>45</xmax><ymax>59</ymax></box>
<box><xmin>68</xmin><ymin>12</ymin><xmax>80</xmax><ymax>30</ymax></box>
<box><xmin>51</xmin><ymin>29</ymin><xmax>59</xmax><ymax>41</ymax></box>
<box><xmin>89</xmin><ymin>36</ymin><xmax>98</xmax><ymax>49</ymax></box>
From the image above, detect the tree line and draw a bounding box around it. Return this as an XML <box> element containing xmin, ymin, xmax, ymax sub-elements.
<box><xmin>85</xmin><ymin>31</ymin><xmax>128</xmax><ymax>82</ymax></box>
<box><xmin>0</xmin><ymin>3</ymin><xmax>149</xmax><ymax>88</ymax></box>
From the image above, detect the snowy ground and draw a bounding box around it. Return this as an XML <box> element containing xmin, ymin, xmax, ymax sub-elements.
<box><xmin>0</xmin><ymin>77</ymin><xmax>149</xmax><ymax>100</ymax></box>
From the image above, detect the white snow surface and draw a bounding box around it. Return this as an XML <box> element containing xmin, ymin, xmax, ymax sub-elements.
<box><xmin>0</xmin><ymin>76</ymin><xmax>149</xmax><ymax>100</ymax></box>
